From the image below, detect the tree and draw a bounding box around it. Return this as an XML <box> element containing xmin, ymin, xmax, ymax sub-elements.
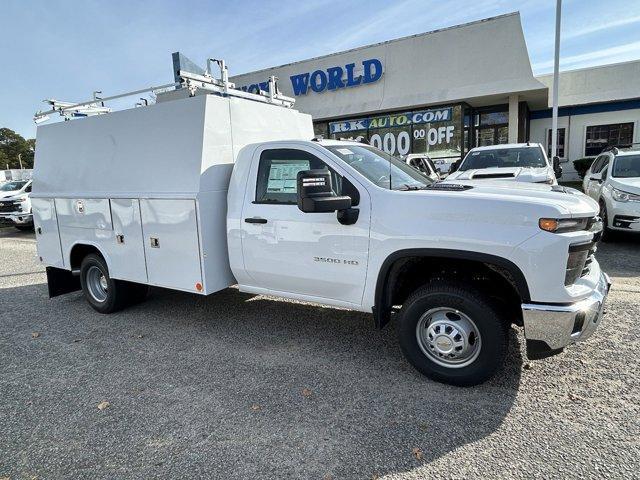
<box><xmin>0</xmin><ymin>128</ymin><xmax>36</xmax><ymax>169</ymax></box>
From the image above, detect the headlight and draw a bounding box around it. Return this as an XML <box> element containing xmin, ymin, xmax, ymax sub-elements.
<box><xmin>539</xmin><ymin>217</ymin><xmax>589</xmax><ymax>233</ymax></box>
<box><xmin>16</xmin><ymin>196</ymin><xmax>28</xmax><ymax>203</ymax></box>
<box><xmin>611</xmin><ymin>188</ymin><xmax>637</xmax><ymax>202</ymax></box>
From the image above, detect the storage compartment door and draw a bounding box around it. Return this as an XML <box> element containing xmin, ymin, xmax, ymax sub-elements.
<box><xmin>140</xmin><ymin>199</ymin><xmax>203</xmax><ymax>292</ymax></box>
<box><xmin>32</xmin><ymin>198</ymin><xmax>64</xmax><ymax>267</ymax></box>
<box><xmin>109</xmin><ymin>199</ymin><xmax>148</xmax><ymax>283</ymax></box>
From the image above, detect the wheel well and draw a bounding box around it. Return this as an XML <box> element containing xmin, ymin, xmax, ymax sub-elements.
<box><xmin>69</xmin><ymin>244</ymin><xmax>103</xmax><ymax>271</ymax></box>
<box><xmin>374</xmin><ymin>250</ymin><xmax>530</xmax><ymax>329</ymax></box>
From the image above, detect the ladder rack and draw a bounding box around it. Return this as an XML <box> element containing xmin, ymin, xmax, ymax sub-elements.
<box><xmin>34</xmin><ymin>57</ymin><xmax>295</xmax><ymax>124</ymax></box>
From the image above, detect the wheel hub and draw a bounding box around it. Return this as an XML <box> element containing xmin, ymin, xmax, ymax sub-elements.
<box><xmin>86</xmin><ymin>265</ymin><xmax>108</xmax><ymax>303</ymax></box>
<box><xmin>416</xmin><ymin>308</ymin><xmax>482</xmax><ymax>368</ymax></box>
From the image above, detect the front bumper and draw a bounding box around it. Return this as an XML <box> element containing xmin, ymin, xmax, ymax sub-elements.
<box><xmin>0</xmin><ymin>212</ymin><xmax>33</xmax><ymax>225</ymax></box>
<box><xmin>521</xmin><ymin>271</ymin><xmax>611</xmax><ymax>359</ymax></box>
<box><xmin>609</xmin><ymin>200</ymin><xmax>640</xmax><ymax>232</ymax></box>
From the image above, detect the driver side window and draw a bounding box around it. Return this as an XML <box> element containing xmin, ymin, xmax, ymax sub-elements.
<box><xmin>255</xmin><ymin>149</ymin><xmax>359</xmax><ymax>205</ymax></box>
<box><xmin>592</xmin><ymin>155</ymin><xmax>609</xmax><ymax>174</ymax></box>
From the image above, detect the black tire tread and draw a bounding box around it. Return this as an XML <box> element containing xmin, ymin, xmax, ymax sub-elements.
<box><xmin>79</xmin><ymin>253</ymin><xmax>128</xmax><ymax>314</ymax></box>
<box><xmin>397</xmin><ymin>281</ymin><xmax>508</xmax><ymax>387</ymax></box>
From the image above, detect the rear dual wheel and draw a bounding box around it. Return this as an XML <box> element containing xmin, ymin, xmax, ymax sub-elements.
<box><xmin>80</xmin><ymin>254</ymin><xmax>148</xmax><ymax>313</ymax></box>
<box><xmin>397</xmin><ymin>282</ymin><xmax>507</xmax><ymax>387</ymax></box>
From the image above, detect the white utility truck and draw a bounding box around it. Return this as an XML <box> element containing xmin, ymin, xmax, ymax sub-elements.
<box><xmin>32</xmin><ymin>59</ymin><xmax>610</xmax><ymax>386</ymax></box>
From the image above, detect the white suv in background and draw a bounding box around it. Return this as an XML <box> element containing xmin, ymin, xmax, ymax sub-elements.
<box><xmin>446</xmin><ymin>143</ymin><xmax>562</xmax><ymax>184</ymax></box>
<box><xmin>405</xmin><ymin>154</ymin><xmax>441</xmax><ymax>181</ymax></box>
<box><xmin>0</xmin><ymin>180</ymin><xmax>33</xmax><ymax>231</ymax></box>
<box><xmin>583</xmin><ymin>146</ymin><xmax>640</xmax><ymax>236</ymax></box>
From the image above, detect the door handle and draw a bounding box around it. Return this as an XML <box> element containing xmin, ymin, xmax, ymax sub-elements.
<box><xmin>245</xmin><ymin>217</ymin><xmax>268</xmax><ymax>224</ymax></box>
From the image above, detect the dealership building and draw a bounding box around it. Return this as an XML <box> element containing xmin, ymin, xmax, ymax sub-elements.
<box><xmin>230</xmin><ymin>12</ymin><xmax>640</xmax><ymax>180</ymax></box>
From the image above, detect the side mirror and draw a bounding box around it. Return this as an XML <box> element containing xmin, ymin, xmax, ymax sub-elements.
<box><xmin>449</xmin><ymin>160</ymin><xmax>460</xmax><ymax>173</ymax></box>
<box><xmin>553</xmin><ymin>156</ymin><xmax>563</xmax><ymax>179</ymax></box>
<box><xmin>297</xmin><ymin>169</ymin><xmax>352</xmax><ymax>213</ymax></box>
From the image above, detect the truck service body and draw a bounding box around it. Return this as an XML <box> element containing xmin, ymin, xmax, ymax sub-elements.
<box><xmin>32</xmin><ymin>63</ymin><xmax>610</xmax><ymax>386</ymax></box>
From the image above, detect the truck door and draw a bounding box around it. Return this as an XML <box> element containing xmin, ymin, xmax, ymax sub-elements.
<box><xmin>32</xmin><ymin>198</ymin><xmax>64</xmax><ymax>267</ymax></box>
<box><xmin>240</xmin><ymin>146</ymin><xmax>370</xmax><ymax>307</ymax></box>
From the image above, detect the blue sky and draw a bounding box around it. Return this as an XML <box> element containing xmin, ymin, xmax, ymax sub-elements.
<box><xmin>2</xmin><ymin>0</ymin><xmax>639</xmax><ymax>138</ymax></box>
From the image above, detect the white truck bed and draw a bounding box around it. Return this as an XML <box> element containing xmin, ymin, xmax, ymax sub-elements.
<box><xmin>32</xmin><ymin>92</ymin><xmax>313</xmax><ymax>294</ymax></box>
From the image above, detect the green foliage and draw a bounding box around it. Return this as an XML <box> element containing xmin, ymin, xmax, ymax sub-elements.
<box><xmin>573</xmin><ymin>157</ymin><xmax>595</xmax><ymax>179</ymax></box>
<box><xmin>0</xmin><ymin>128</ymin><xmax>36</xmax><ymax>169</ymax></box>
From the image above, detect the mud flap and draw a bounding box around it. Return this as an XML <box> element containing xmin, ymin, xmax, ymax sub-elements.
<box><xmin>46</xmin><ymin>267</ymin><xmax>81</xmax><ymax>298</ymax></box>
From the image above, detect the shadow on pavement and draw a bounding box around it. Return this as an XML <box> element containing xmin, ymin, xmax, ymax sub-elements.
<box><xmin>0</xmin><ymin>282</ymin><xmax>522</xmax><ymax>479</ymax></box>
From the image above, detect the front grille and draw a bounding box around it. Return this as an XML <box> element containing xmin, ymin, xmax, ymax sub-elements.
<box><xmin>565</xmin><ymin>237</ymin><xmax>599</xmax><ymax>286</ymax></box>
<box><xmin>0</xmin><ymin>202</ymin><xmax>18</xmax><ymax>213</ymax></box>
<box><xmin>581</xmin><ymin>243</ymin><xmax>598</xmax><ymax>278</ymax></box>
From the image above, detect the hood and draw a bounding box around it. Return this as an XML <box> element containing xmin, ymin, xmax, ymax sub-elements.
<box><xmin>610</xmin><ymin>176</ymin><xmax>640</xmax><ymax>195</ymax></box>
<box><xmin>447</xmin><ymin>166</ymin><xmax>553</xmax><ymax>183</ymax></box>
<box><xmin>0</xmin><ymin>190</ymin><xmax>21</xmax><ymax>199</ymax></box>
<box><xmin>435</xmin><ymin>180</ymin><xmax>599</xmax><ymax>217</ymax></box>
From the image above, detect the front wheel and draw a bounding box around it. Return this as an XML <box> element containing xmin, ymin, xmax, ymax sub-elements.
<box><xmin>397</xmin><ymin>282</ymin><xmax>507</xmax><ymax>387</ymax></box>
<box><xmin>599</xmin><ymin>200</ymin><xmax>614</xmax><ymax>242</ymax></box>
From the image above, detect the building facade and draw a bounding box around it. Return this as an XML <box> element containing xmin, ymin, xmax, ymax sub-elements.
<box><xmin>230</xmin><ymin>12</ymin><xmax>640</xmax><ymax>180</ymax></box>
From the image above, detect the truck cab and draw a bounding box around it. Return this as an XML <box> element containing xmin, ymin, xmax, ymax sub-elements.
<box><xmin>227</xmin><ymin>138</ymin><xmax>610</xmax><ymax>385</ymax></box>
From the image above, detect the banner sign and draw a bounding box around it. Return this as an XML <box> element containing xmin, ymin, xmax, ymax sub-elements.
<box><xmin>329</xmin><ymin>107</ymin><xmax>453</xmax><ymax>134</ymax></box>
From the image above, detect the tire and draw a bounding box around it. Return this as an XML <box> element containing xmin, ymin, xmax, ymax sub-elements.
<box><xmin>79</xmin><ymin>253</ymin><xmax>128</xmax><ymax>314</ymax></box>
<box><xmin>599</xmin><ymin>200</ymin><xmax>614</xmax><ymax>242</ymax></box>
<box><xmin>397</xmin><ymin>282</ymin><xmax>508</xmax><ymax>387</ymax></box>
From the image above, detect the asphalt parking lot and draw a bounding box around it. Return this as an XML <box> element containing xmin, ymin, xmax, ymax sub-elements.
<box><xmin>0</xmin><ymin>228</ymin><xmax>638</xmax><ymax>479</ymax></box>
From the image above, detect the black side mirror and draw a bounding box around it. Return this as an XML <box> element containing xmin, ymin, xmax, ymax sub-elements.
<box><xmin>553</xmin><ymin>156</ymin><xmax>563</xmax><ymax>179</ymax></box>
<box><xmin>449</xmin><ymin>160</ymin><xmax>460</xmax><ymax>173</ymax></box>
<box><xmin>297</xmin><ymin>169</ymin><xmax>352</xmax><ymax>213</ymax></box>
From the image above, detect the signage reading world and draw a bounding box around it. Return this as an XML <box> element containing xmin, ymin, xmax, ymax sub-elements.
<box><xmin>239</xmin><ymin>58</ymin><xmax>383</xmax><ymax>96</ymax></box>
<box><xmin>329</xmin><ymin>108</ymin><xmax>453</xmax><ymax>134</ymax></box>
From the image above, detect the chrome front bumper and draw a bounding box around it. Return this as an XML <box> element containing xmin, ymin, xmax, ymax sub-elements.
<box><xmin>0</xmin><ymin>212</ymin><xmax>32</xmax><ymax>225</ymax></box>
<box><xmin>521</xmin><ymin>272</ymin><xmax>611</xmax><ymax>359</ymax></box>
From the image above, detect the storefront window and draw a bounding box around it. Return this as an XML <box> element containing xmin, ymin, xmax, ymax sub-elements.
<box><xmin>480</xmin><ymin>111</ymin><xmax>509</xmax><ymax>125</ymax></box>
<box><xmin>328</xmin><ymin>105</ymin><xmax>463</xmax><ymax>163</ymax></box>
<box><xmin>547</xmin><ymin>128</ymin><xmax>566</xmax><ymax>158</ymax></box>
<box><xmin>585</xmin><ymin>123</ymin><xmax>634</xmax><ymax>156</ymax></box>
<box><xmin>472</xmin><ymin>106</ymin><xmax>509</xmax><ymax>147</ymax></box>
<box><xmin>313</xmin><ymin>122</ymin><xmax>328</xmax><ymax>139</ymax></box>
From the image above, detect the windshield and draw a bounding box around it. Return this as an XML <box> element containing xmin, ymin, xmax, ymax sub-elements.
<box><xmin>324</xmin><ymin>144</ymin><xmax>432</xmax><ymax>190</ymax></box>
<box><xmin>612</xmin><ymin>154</ymin><xmax>640</xmax><ymax>178</ymax></box>
<box><xmin>459</xmin><ymin>147</ymin><xmax>547</xmax><ymax>171</ymax></box>
<box><xmin>0</xmin><ymin>181</ymin><xmax>26</xmax><ymax>192</ymax></box>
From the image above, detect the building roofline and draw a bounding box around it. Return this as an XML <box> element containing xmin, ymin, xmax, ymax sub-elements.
<box><xmin>232</xmin><ymin>12</ymin><xmax>520</xmax><ymax>77</ymax></box>
<box><xmin>535</xmin><ymin>58</ymin><xmax>640</xmax><ymax>79</ymax></box>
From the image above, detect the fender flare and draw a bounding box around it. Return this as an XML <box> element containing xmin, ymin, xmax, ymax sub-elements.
<box><xmin>67</xmin><ymin>241</ymin><xmax>110</xmax><ymax>271</ymax></box>
<box><xmin>373</xmin><ymin>248</ymin><xmax>531</xmax><ymax>329</ymax></box>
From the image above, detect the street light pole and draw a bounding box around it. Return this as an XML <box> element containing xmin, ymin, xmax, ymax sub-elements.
<box><xmin>551</xmin><ymin>0</ymin><xmax>562</xmax><ymax>161</ymax></box>
<box><xmin>18</xmin><ymin>153</ymin><xmax>23</xmax><ymax>169</ymax></box>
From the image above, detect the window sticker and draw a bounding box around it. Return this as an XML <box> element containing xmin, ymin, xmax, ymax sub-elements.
<box><xmin>266</xmin><ymin>160</ymin><xmax>310</xmax><ymax>193</ymax></box>
<box><xmin>336</xmin><ymin>148</ymin><xmax>354</xmax><ymax>155</ymax></box>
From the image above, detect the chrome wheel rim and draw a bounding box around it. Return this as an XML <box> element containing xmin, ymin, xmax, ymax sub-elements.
<box><xmin>416</xmin><ymin>307</ymin><xmax>482</xmax><ymax>368</ymax></box>
<box><xmin>86</xmin><ymin>265</ymin><xmax>108</xmax><ymax>303</ymax></box>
